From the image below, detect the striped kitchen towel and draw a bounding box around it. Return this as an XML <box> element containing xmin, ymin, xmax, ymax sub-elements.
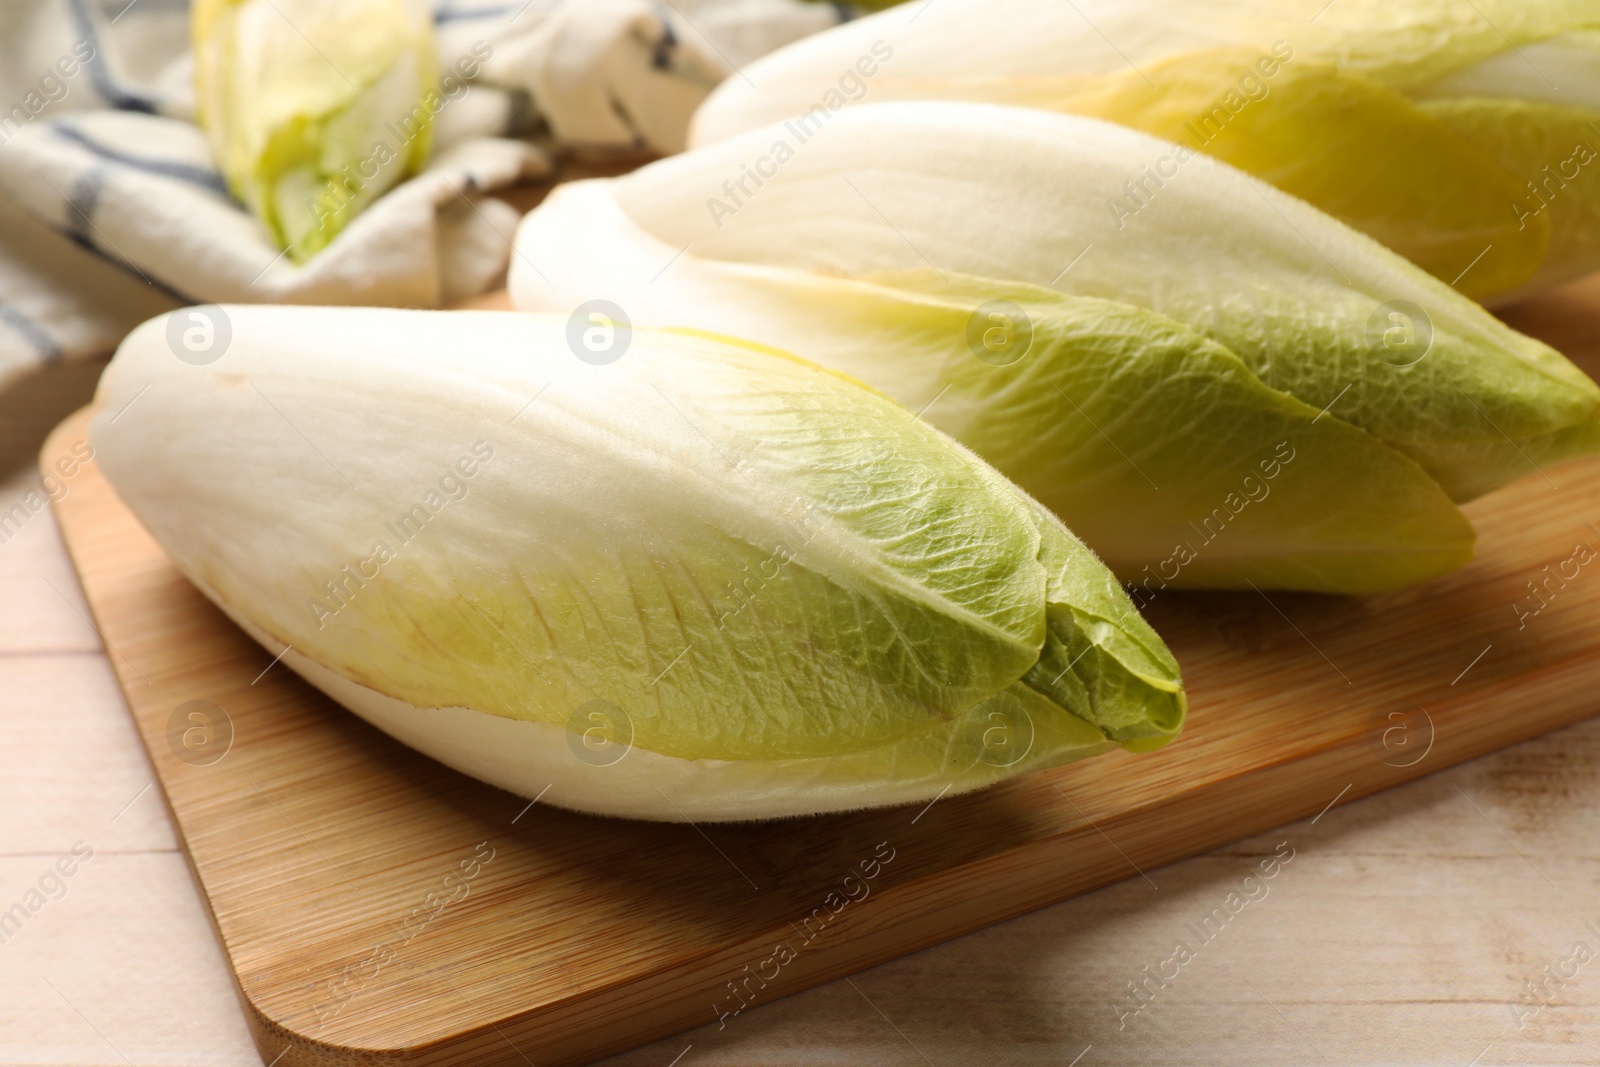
<box><xmin>0</xmin><ymin>0</ymin><xmax>850</xmax><ymax>385</ymax></box>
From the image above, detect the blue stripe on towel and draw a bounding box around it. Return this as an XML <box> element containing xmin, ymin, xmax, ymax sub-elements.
<box><xmin>63</xmin><ymin>166</ymin><xmax>107</xmax><ymax>246</ymax></box>
<box><xmin>55</xmin><ymin>166</ymin><xmax>194</xmax><ymax>303</ymax></box>
<box><xmin>0</xmin><ymin>304</ymin><xmax>63</xmax><ymax>363</ymax></box>
<box><xmin>99</xmin><ymin>0</ymin><xmax>190</xmax><ymax>15</ymax></box>
<box><xmin>51</xmin><ymin>123</ymin><xmax>232</xmax><ymax>198</ymax></box>
<box><xmin>65</xmin><ymin>0</ymin><xmax>163</xmax><ymax>114</ymax></box>
<box><xmin>650</xmin><ymin>9</ymin><xmax>678</xmax><ymax>71</ymax></box>
<box><xmin>434</xmin><ymin>4</ymin><xmax>515</xmax><ymax>24</ymax></box>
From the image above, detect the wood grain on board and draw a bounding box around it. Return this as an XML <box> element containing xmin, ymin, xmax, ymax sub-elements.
<box><xmin>39</xmin><ymin>274</ymin><xmax>1600</xmax><ymax>1066</ymax></box>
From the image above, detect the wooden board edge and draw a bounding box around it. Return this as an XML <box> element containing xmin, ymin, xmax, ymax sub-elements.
<box><xmin>228</xmin><ymin>652</ymin><xmax>1600</xmax><ymax>1067</ymax></box>
<box><xmin>44</xmin><ymin>401</ymin><xmax>1600</xmax><ymax>1066</ymax></box>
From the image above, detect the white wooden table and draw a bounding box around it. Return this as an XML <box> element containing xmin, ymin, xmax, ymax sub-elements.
<box><xmin>5</xmin><ymin>288</ymin><xmax>1600</xmax><ymax>1066</ymax></box>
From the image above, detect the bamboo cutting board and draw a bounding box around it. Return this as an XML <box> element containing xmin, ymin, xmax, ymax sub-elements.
<box><xmin>42</xmin><ymin>281</ymin><xmax>1600</xmax><ymax>1067</ymax></box>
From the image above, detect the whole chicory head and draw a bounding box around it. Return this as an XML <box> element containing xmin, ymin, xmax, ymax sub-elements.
<box><xmin>192</xmin><ymin>0</ymin><xmax>436</xmax><ymax>262</ymax></box>
<box><xmin>91</xmin><ymin>305</ymin><xmax>1185</xmax><ymax>820</ymax></box>
<box><xmin>691</xmin><ymin>0</ymin><xmax>1600</xmax><ymax>303</ymax></box>
<box><xmin>510</xmin><ymin>101</ymin><xmax>1600</xmax><ymax>593</ymax></box>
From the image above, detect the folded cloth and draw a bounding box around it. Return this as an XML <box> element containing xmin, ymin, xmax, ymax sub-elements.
<box><xmin>0</xmin><ymin>0</ymin><xmax>849</xmax><ymax>386</ymax></box>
